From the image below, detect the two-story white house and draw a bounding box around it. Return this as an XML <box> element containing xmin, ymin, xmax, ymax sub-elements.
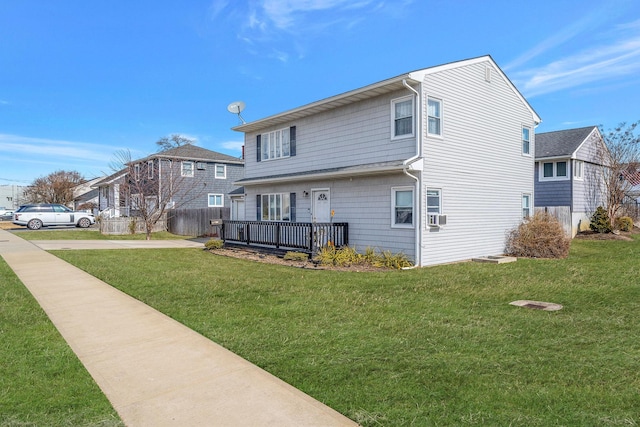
<box><xmin>232</xmin><ymin>56</ymin><xmax>541</xmax><ymax>266</ymax></box>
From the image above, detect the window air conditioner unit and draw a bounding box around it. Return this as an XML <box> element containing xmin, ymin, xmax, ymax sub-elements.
<box><xmin>196</xmin><ymin>162</ymin><xmax>206</xmax><ymax>170</ymax></box>
<box><xmin>428</xmin><ymin>214</ymin><xmax>447</xmax><ymax>227</ymax></box>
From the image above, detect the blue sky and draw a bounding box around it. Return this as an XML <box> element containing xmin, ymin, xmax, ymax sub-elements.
<box><xmin>1</xmin><ymin>0</ymin><xmax>639</xmax><ymax>184</ymax></box>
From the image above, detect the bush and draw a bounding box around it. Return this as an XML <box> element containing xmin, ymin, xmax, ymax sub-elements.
<box><xmin>615</xmin><ymin>216</ymin><xmax>634</xmax><ymax>232</ymax></box>
<box><xmin>590</xmin><ymin>206</ymin><xmax>612</xmax><ymax>233</ymax></box>
<box><xmin>505</xmin><ymin>212</ymin><xmax>570</xmax><ymax>259</ymax></box>
<box><xmin>283</xmin><ymin>251</ymin><xmax>309</xmax><ymax>261</ymax></box>
<box><xmin>204</xmin><ymin>239</ymin><xmax>224</xmax><ymax>250</ymax></box>
<box><xmin>314</xmin><ymin>246</ymin><xmax>413</xmax><ymax>269</ymax></box>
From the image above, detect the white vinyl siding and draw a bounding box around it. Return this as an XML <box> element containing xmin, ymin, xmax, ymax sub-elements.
<box><xmin>392</xmin><ymin>187</ymin><xmax>414</xmax><ymax>227</ymax></box>
<box><xmin>391</xmin><ymin>96</ymin><xmax>414</xmax><ymax>139</ymax></box>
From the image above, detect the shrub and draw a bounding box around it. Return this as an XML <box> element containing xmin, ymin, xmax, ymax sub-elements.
<box><xmin>314</xmin><ymin>246</ymin><xmax>413</xmax><ymax>269</ymax></box>
<box><xmin>204</xmin><ymin>239</ymin><xmax>224</xmax><ymax>250</ymax></box>
<box><xmin>283</xmin><ymin>251</ymin><xmax>309</xmax><ymax>261</ymax></box>
<box><xmin>505</xmin><ymin>212</ymin><xmax>570</xmax><ymax>259</ymax></box>
<box><xmin>128</xmin><ymin>218</ymin><xmax>137</xmax><ymax>234</ymax></box>
<box><xmin>615</xmin><ymin>216</ymin><xmax>634</xmax><ymax>232</ymax></box>
<box><xmin>590</xmin><ymin>206</ymin><xmax>612</xmax><ymax>233</ymax></box>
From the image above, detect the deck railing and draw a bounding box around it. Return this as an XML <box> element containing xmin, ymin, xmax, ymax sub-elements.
<box><xmin>222</xmin><ymin>221</ymin><xmax>348</xmax><ymax>254</ymax></box>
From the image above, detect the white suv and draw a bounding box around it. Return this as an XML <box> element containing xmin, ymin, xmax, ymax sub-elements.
<box><xmin>13</xmin><ymin>204</ymin><xmax>95</xmax><ymax>230</ymax></box>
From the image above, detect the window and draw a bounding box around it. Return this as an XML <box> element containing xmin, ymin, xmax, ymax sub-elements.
<box><xmin>148</xmin><ymin>161</ymin><xmax>154</xmax><ymax>179</ymax></box>
<box><xmin>261</xmin><ymin>193</ymin><xmax>290</xmax><ymax>221</ymax></box>
<box><xmin>134</xmin><ymin>164</ymin><xmax>140</xmax><ymax>181</ymax></box>
<box><xmin>392</xmin><ymin>187</ymin><xmax>413</xmax><ymax>227</ymax></box>
<box><xmin>214</xmin><ymin>164</ymin><xmax>226</xmax><ymax>179</ymax></box>
<box><xmin>426</xmin><ymin>188</ymin><xmax>441</xmax><ymax>214</ymax></box>
<box><xmin>573</xmin><ymin>160</ymin><xmax>584</xmax><ymax>179</ymax></box>
<box><xmin>181</xmin><ymin>161</ymin><xmax>194</xmax><ymax>177</ymax></box>
<box><xmin>540</xmin><ymin>161</ymin><xmax>569</xmax><ymax>181</ymax></box>
<box><xmin>522</xmin><ymin>194</ymin><xmax>531</xmax><ymax>219</ymax></box>
<box><xmin>260</xmin><ymin>128</ymin><xmax>290</xmax><ymax>161</ymax></box>
<box><xmin>427</xmin><ymin>97</ymin><xmax>442</xmax><ymax>136</ymax></box>
<box><xmin>208</xmin><ymin>194</ymin><xmax>223</xmax><ymax>207</ymax></box>
<box><xmin>522</xmin><ymin>126</ymin><xmax>531</xmax><ymax>155</ymax></box>
<box><xmin>392</xmin><ymin>96</ymin><xmax>414</xmax><ymax>138</ymax></box>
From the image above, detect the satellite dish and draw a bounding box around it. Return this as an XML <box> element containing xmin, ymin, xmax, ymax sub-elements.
<box><xmin>227</xmin><ymin>101</ymin><xmax>246</xmax><ymax>124</ymax></box>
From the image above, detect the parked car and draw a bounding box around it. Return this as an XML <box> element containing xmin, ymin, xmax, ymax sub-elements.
<box><xmin>0</xmin><ymin>210</ymin><xmax>14</xmax><ymax>221</ymax></box>
<box><xmin>13</xmin><ymin>204</ymin><xmax>95</xmax><ymax>230</ymax></box>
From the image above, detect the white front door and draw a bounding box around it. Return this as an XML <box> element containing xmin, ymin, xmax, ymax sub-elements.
<box><xmin>232</xmin><ymin>199</ymin><xmax>245</xmax><ymax>220</ymax></box>
<box><xmin>312</xmin><ymin>189</ymin><xmax>331</xmax><ymax>223</ymax></box>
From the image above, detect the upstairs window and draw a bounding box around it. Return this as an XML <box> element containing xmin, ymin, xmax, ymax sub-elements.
<box><xmin>426</xmin><ymin>188</ymin><xmax>441</xmax><ymax>214</ymax></box>
<box><xmin>391</xmin><ymin>96</ymin><xmax>414</xmax><ymax>139</ymax></box>
<box><xmin>215</xmin><ymin>164</ymin><xmax>226</xmax><ymax>179</ymax></box>
<box><xmin>392</xmin><ymin>187</ymin><xmax>414</xmax><ymax>227</ymax></box>
<box><xmin>134</xmin><ymin>164</ymin><xmax>140</xmax><ymax>181</ymax></box>
<box><xmin>522</xmin><ymin>126</ymin><xmax>531</xmax><ymax>155</ymax></box>
<box><xmin>181</xmin><ymin>161</ymin><xmax>194</xmax><ymax>177</ymax></box>
<box><xmin>261</xmin><ymin>128</ymin><xmax>290</xmax><ymax>161</ymax></box>
<box><xmin>573</xmin><ymin>160</ymin><xmax>584</xmax><ymax>180</ymax></box>
<box><xmin>427</xmin><ymin>97</ymin><xmax>442</xmax><ymax>136</ymax></box>
<box><xmin>540</xmin><ymin>161</ymin><xmax>568</xmax><ymax>181</ymax></box>
<box><xmin>148</xmin><ymin>161</ymin><xmax>154</xmax><ymax>179</ymax></box>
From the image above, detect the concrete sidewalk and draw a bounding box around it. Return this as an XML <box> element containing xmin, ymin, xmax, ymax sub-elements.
<box><xmin>0</xmin><ymin>230</ymin><xmax>358</xmax><ymax>427</ymax></box>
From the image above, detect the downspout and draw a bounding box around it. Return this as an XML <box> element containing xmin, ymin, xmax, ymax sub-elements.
<box><xmin>402</xmin><ymin>79</ymin><xmax>422</xmax><ymax>269</ymax></box>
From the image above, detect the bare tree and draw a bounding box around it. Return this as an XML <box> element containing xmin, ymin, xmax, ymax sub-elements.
<box><xmin>597</xmin><ymin>121</ymin><xmax>640</xmax><ymax>225</ymax></box>
<box><xmin>110</xmin><ymin>148</ymin><xmax>207</xmax><ymax>240</ymax></box>
<box><xmin>156</xmin><ymin>134</ymin><xmax>195</xmax><ymax>151</ymax></box>
<box><xmin>24</xmin><ymin>170</ymin><xmax>85</xmax><ymax>205</ymax></box>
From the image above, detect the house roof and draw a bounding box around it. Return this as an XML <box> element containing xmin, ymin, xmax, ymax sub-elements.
<box><xmin>142</xmin><ymin>145</ymin><xmax>244</xmax><ymax>164</ymax></box>
<box><xmin>232</xmin><ymin>55</ymin><xmax>541</xmax><ymax>133</ymax></box>
<box><xmin>236</xmin><ymin>160</ymin><xmax>406</xmax><ymax>185</ymax></box>
<box><xmin>91</xmin><ymin>169</ymin><xmax>127</xmax><ymax>187</ymax></box>
<box><xmin>535</xmin><ymin>126</ymin><xmax>600</xmax><ymax>159</ymax></box>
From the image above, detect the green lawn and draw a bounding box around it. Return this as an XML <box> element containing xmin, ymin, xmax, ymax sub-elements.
<box><xmin>0</xmin><ymin>259</ymin><xmax>123</xmax><ymax>427</ymax></box>
<box><xmin>13</xmin><ymin>229</ymin><xmax>191</xmax><ymax>241</ymax></box>
<box><xmin>49</xmin><ymin>238</ymin><xmax>640</xmax><ymax>426</ymax></box>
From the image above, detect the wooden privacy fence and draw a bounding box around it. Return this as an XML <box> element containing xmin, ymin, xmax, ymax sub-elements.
<box><xmin>100</xmin><ymin>216</ymin><xmax>167</xmax><ymax>235</ymax></box>
<box><xmin>535</xmin><ymin>206</ymin><xmax>571</xmax><ymax>236</ymax></box>
<box><xmin>222</xmin><ymin>221</ymin><xmax>349</xmax><ymax>254</ymax></box>
<box><xmin>167</xmin><ymin>207</ymin><xmax>229</xmax><ymax>237</ymax></box>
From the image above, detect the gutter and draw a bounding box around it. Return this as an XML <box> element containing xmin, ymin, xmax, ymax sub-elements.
<box><xmin>401</xmin><ymin>79</ymin><xmax>422</xmax><ymax>269</ymax></box>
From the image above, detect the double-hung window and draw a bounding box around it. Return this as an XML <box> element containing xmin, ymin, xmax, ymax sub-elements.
<box><xmin>427</xmin><ymin>97</ymin><xmax>442</xmax><ymax>136</ymax></box>
<box><xmin>392</xmin><ymin>187</ymin><xmax>414</xmax><ymax>227</ymax></box>
<box><xmin>522</xmin><ymin>194</ymin><xmax>531</xmax><ymax>219</ymax></box>
<box><xmin>181</xmin><ymin>161</ymin><xmax>194</xmax><ymax>177</ymax></box>
<box><xmin>522</xmin><ymin>126</ymin><xmax>531</xmax><ymax>155</ymax></box>
<box><xmin>261</xmin><ymin>193</ymin><xmax>291</xmax><ymax>221</ymax></box>
<box><xmin>261</xmin><ymin>128</ymin><xmax>291</xmax><ymax>161</ymax></box>
<box><xmin>134</xmin><ymin>164</ymin><xmax>140</xmax><ymax>181</ymax></box>
<box><xmin>208</xmin><ymin>194</ymin><xmax>223</xmax><ymax>207</ymax></box>
<box><xmin>215</xmin><ymin>164</ymin><xmax>226</xmax><ymax>179</ymax></box>
<box><xmin>391</xmin><ymin>96</ymin><xmax>414</xmax><ymax>139</ymax></box>
<box><xmin>148</xmin><ymin>161</ymin><xmax>154</xmax><ymax>179</ymax></box>
<box><xmin>540</xmin><ymin>161</ymin><xmax>568</xmax><ymax>181</ymax></box>
<box><xmin>426</xmin><ymin>189</ymin><xmax>441</xmax><ymax>214</ymax></box>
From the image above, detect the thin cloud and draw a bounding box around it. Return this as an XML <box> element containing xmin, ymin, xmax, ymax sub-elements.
<box><xmin>220</xmin><ymin>140</ymin><xmax>244</xmax><ymax>152</ymax></box>
<box><xmin>510</xmin><ymin>16</ymin><xmax>640</xmax><ymax>98</ymax></box>
<box><xmin>0</xmin><ymin>134</ymin><xmax>115</xmax><ymax>162</ymax></box>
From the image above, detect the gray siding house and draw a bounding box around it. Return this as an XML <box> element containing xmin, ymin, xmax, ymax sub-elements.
<box><xmin>233</xmin><ymin>56</ymin><xmax>540</xmax><ymax>266</ymax></box>
<box><xmin>95</xmin><ymin>145</ymin><xmax>244</xmax><ymax>216</ymax></box>
<box><xmin>534</xmin><ymin>126</ymin><xmax>607</xmax><ymax>236</ymax></box>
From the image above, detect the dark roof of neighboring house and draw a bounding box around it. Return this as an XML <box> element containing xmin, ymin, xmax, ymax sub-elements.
<box><xmin>535</xmin><ymin>126</ymin><xmax>598</xmax><ymax>158</ymax></box>
<box><xmin>148</xmin><ymin>145</ymin><xmax>244</xmax><ymax>164</ymax></box>
<box><xmin>228</xmin><ymin>186</ymin><xmax>245</xmax><ymax>195</ymax></box>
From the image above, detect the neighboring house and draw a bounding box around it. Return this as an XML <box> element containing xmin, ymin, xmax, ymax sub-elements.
<box><xmin>535</xmin><ymin>126</ymin><xmax>608</xmax><ymax>237</ymax></box>
<box><xmin>72</xmin><ymin>177</ymin><xmax>102</xmax><ymax>213</ymax></box>
<box><xmin>95</xmin><ymin>145</ymin><xmax>244</xmax><ymax>217</ymax></box>
<box><xmin>233</xmin><ymin>55</ymin><xmax>540</xmax><ymax>267</ymax></box>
